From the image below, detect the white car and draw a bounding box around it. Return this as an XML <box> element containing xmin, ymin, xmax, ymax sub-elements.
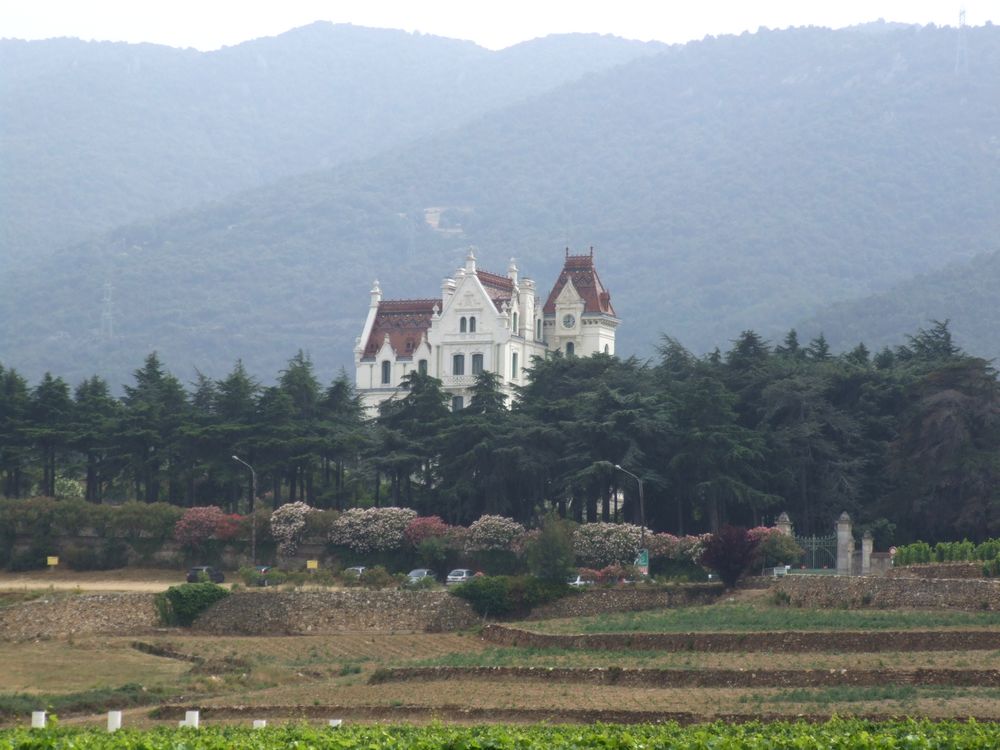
<box><xmin>446</xmin><ymin>568</ymin><xmax>476</xmax><ymax>585</ymax></box>
<box><xmin>407</xmin><ymin>568</ymin><xmax>436</xmax><ymax>583</ymax></box>
<box><xmin>567</xmin><ymin>574</ymin><xmax>595</xmax><ymax>587</ymax></box>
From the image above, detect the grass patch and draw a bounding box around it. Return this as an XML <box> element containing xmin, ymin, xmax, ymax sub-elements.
<box><xmin>0</xmin><ymin>683</ymin><xmax>171</xmax><ymax>719</ymax></box>
<box><xmin>524</xmin><ymin>603</ymin><xmax>1000</xmax><ymax>633</ymax></box>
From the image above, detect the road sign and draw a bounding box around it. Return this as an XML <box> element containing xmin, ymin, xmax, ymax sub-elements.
<box><xmin>47</xmin><ymin>556</ymin><xmax>59</xmax><ymax>567</ymax></box>
<box><xmin>635</xmin><ymin>548</ymin><xmax>649</xmax><ymax>575</ymax></box>
<box><xmin>306</xmin><ymin>559</ymin><xmax>319</xmax><ymax>570</ymax></box>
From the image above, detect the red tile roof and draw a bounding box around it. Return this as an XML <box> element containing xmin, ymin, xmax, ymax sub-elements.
<box><xmin>542</xmin><ymin>249</ymin><xmax>616</xmax><ymax>316</ymax></box>
<box><xmin>362</xmin><ymin>299</ymin><xmax>437</xmax><ymax>359</ymax></box>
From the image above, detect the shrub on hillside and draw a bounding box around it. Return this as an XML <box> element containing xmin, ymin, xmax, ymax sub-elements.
<box><xmin>329</xmin><ymin>507</ymin><xmax>417</xmax><ymax>553</ymax></box>
<box><xmin>573</xmin><ymin>522</ymin><xmax>646</xmax><ymax>568</ymax></box>
<box><xmin>270</xmin><ymin>501</ymin><xmax>315</xmax><ymax>557</ymax></box>
<box><xmin>750</xmin><ymin>527</ymin><xmax>803</xmax><ymax>570</ymax></box>
<box><xmin>466</xmin><ymin>515</ymin><xmax>525</xmax><ymax>553</ymax></box>
<box><xmin>450</xmin><ymin>575</ymin><xmax>570</xmax><ymax>617</ymax></box>
<box><xmin>173</xmin><ymin>506</ymin><xmax>241</xmax><ymax>550</ymax></box>
<box><xmin>404</xmin><ymin>515</ymin><xmax>452</xmax><ymax>547</ymax></box>
<box><xmin>155</xmin><ymin>582</ymin><xmax>229</xmax><ymax>626</ymax></box>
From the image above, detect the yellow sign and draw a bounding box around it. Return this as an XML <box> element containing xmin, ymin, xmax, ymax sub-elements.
<box><xmin>47</xmin><ymin>556</ymin><xmax>59</xmax><ymax>567</ymax></box>
<box><xmin>306</xmin><ymin>560</ymin><xmax>319</xmax><ymax>570</ymax></box>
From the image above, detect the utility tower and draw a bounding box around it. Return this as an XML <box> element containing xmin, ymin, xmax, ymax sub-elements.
<box><xmin>955</xmin><ymin>8</ymin><xmax>969</xmax><ymax>75</ymax></box>
<box><xmin>100</xmin><ymin>281</ymin><xmax>115</xmax><ymax>339</ymax></box>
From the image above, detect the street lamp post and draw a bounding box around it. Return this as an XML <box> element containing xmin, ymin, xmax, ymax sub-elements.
<box><xmin>614</xmin><ymin>464</ymin><xmax>646</xmax><ymax>548</ymax></box>
<box><xmin>232</xmin><ymin>455</ymin><xmax>256</xmax><ymax>565</ymax></box>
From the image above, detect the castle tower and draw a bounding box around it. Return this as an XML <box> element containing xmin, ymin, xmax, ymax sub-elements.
<box><xmin>542</xmin><ymin>247</ymin><xmax>619</xmax><ymax>357</ymax></box>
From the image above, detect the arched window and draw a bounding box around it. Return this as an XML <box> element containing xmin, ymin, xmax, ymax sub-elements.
<box><xmin>469</xmin><ymin>316</ymin><xmax>476</xmax><ymax>333</ymax></box>
<box><xmin>566</xmin><ymin>342</ymin><xmax>575</xmax><ymax>357</ymax></box>
<box><xmin>604</xmin><ymin>345</ymin><xmax>610</xmax><ymax>354</ymax></box>
<box><xmin>381</xmin><ymin>360</ymin><xmax>391</xmax><ymax>385</ymax></box>
<box><xmin>536</xmin><ymin>319</ymin><xmax>542</xmax><ymax>340</ymax></box>
<box><xmin>453</xmin><ymin>354</ymin><xmax>465</xmax><ymax>375</ymax></box>
<box><xmin>512</xmin><ymin>312</ymin><xmax>518</xmax><ymax>334</ymax></box>
<box><xmin>460</xmin><ymin>317</ymin><xmax>467</xmax><ymax>333</ymax></box>
<box><xmin>472</xmin><ymin>353</ymin><xmax>484</xmax><ymax>375</ymax></box>
<box><xmin>511</xmin><ymin>352</ymin><xmax>519</xmax><ymax>378</ymax></box>
<box><xmin>418</xmin><ymin>359</ymin><xmax>428</xmax><ymax>375</ymax></box>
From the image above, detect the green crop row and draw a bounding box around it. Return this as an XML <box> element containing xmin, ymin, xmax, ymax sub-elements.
<box><xmin>3</xmin><ymin>719</ymin><xmax>1000</xmax><ymax>749</ymax></box>
<box><xmin>893</xmin><ymin>539</ymin><xmax>1000</xmax><ymax>568</ymax></box>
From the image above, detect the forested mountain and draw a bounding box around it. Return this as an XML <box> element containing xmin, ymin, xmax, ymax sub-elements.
<box><xmin>2</xmin><ymin>23</ymin><xmax>999</xmax><ymax>388</ymax></box>
<box><xmin>801</xmin><ymin>250</ymin><xmax>1000</xmax><ymax>359</ymax></box>
<box><xmin>0</xmin><ymin>23</ymin><xmax>663</xmax><ymax>259</ymax></box>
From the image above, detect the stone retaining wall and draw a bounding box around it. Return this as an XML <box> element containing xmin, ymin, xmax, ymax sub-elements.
<box><xmin>887</xmin><ymin>563</ymin><xmax>986</xmax><ymax>580</ymax></box>
<box><xmin>525</xmin><ymin>584</ymin><xmax>721</xmax><ymax>620</ymax></box>
<box><xmin>481</xmin><ymin>624</ymin><xmax>1000</xmax><ymax>652</ymax></box>
<box><xmin>0</xmin><ymin>593</ymin><xmax>158</xmax><ymax>640</ymax></box>
<box><xmin>774</xmin><ymin>574</ymin><xmax>1000</xmax><ymax>610</ymax></box>
<box><xmin>193</xmin><ymin>590</ymin><xmax>479</xmax><ymax>635</ymax></box>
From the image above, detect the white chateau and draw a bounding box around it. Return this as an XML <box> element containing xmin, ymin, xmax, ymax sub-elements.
<box><xmin>354</xmin><ymin>248</ymin><xmax>618</xmax><ymax>412</ymax></box>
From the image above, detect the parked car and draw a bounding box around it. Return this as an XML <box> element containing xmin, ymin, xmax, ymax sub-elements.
<box><xmin>186</xmin><ymin>565</ymin><xmax>224</xmax><ymax>584</ymax></box>
<box><xmin>254</xmin><ymin>565</ymin><xmax>272</xmax><ymax>586</ymax></box>
<box><xmin>566</xmin><ymin>574</ymin><xmax>595</xmax><ymax>587</ymax></box>
<box><xmin>446</xmin><ymin>568</ymin><xmax>476</xmax><ymax>585</ymax></box>
<box><xmin>406</xmin><ymin>568</ymin><xmax>435</xmax><ymax>583</ymax></box>
<box><xmin>343</xmin><ymin>566</ymin><xmax>366</xmax><ymax>578</ymax></box>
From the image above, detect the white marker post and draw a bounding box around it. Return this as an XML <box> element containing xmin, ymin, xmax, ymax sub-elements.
<box><xmin>184</xmin><ymin>710</ymin><xmax>200</xmax><ymax>728</ymax></box>
<box><xmin>31</xmin><ymin>711</ymin><xmax>46</xmax><ymax>729</ymax></box>
<box><xmin>107</xmin><ymin>710</ymin><xmax>122</xmax><ymax>732</ymax></box>
<box><xmin>328</xmin><ymin>719</ymin><xmax>342</xmax><ymax>728</ymax></box>
<box><xmin>253</xmin><ymin>720</ymin><xmax>267</xmax><ymax>729</ymax></box>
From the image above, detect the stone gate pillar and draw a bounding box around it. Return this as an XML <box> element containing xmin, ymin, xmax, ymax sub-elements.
<box><xmin>836</xmin><ymin>512</ymin><xmax>854</xmax><ymax>575</ymax></box>
<box><xmin>775</xmin><ymin>512</ymin><xmax>793</xmax><ymax>537</ymax></box>
<box><xmin>861</xmin><ymin>530</ymin><xmax>873</xmax><ymax>576</ymax></box>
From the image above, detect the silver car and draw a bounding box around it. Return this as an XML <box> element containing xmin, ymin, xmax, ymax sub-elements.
<box><xmin>446</xmin><ymin>568</ymin><xmax>476</xmax><ymax>585</ymax></box>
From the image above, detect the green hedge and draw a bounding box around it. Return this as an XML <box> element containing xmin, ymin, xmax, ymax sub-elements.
<box><xmin>894</xmin><ymin>538</ymin><xmax>1000</xmax><ymax>569</ymax></box>
<box><xmin>450</xmin><ymin>575</ymin><xmax>570</xmax><ymax>617</ymax></box>
<box><xmin>154</xmin><ymin>582</ymin><xmax>229</xmax><ymax>626</ymax></box>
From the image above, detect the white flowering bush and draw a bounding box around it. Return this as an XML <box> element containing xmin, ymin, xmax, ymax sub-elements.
<box><xmin>573</xmin><ymin>522</ymin><xmax>649</xmax><ymax>567</ymax></box>
<box><xmin>465</xmin><ymin>515</ymin><xmax>526</xmax><ymax>552</ymax></box>
<box><xmin>328</xmin><ymin>506</ymin><xmax>417</xmax><ymax>553</ymax></box>
<box><xmin>646</xmin><ymin>532</ymin><xmax>711</xmax><ymax>563</ymax></box>
<box><xmin>269</xmin><ymin>501</ymin><xmax>315</xmax><ymax>557</ymax></box>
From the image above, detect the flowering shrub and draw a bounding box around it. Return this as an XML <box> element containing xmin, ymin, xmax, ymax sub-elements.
<box><xmin>269</xmin><ymin>501</ymin><xmax>316</xmax><ymax>557</ymax></box>
<box><xmin>573</xmin><ymin>522</ymin><xmax>647</xmax><ymax>567</ymax></box>
<box><xmin>173</xmin><ymin>506</ymin><xmax>241</xmax><ymax>549</ymax></box>
<box><xmin>466</xmin><ymin>515</ymin><xmax>526</xmax><ymax>552</ymax></box>
<box><xmin>404</xmin><ymin>515</ymin><xmax>452</xmax><ymax>547</ymax></box>
<box><xmin>328</xmin><ymin>507</ymin><xmax>417</xmax><ymax>553</ymax></box>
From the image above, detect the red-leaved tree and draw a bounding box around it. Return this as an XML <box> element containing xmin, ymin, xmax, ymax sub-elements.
<box><xmin>699</xmin><ymin>525</ymin><xmax>761</xmax><ymax>588</ymax></box>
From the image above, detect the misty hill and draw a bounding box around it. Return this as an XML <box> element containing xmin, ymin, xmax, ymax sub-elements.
<box><xmin>2</xmin><ymin>23</ymin><xmax>999</xmax><ymax>388</ymax></box>
<box><xmin>800</xmin><ymin>250</ymin><xmax>1000</xmax><ymax>359</ymax></box>
<box><xmin>0</xmin><ymin>23</ymin><xmax>663</xmax><ymax>259</ymax></box>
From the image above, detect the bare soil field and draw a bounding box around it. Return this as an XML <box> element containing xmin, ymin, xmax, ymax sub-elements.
<box><xmin>0</xmin><ymin>568</ymin><xmax>186</xmax><ymax>593</ymax></box>
<box><xmin>7</xmin><ymin>589</ymin><xmax>1000</xmax><ymax>727</ymax></box>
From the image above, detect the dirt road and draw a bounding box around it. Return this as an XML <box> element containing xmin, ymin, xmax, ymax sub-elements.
<box><xmin>0</xmin><ymin>568</ymin><xmax>189</xmax><ymax>592</ymax></box>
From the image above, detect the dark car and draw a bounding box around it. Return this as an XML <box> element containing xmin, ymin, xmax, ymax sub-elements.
<box><xmin>254</xmin><ymin>565</ymin><xmax>272</xmax><ymax>586</ymax></box>
<box><xmin>186</xmin><ymin>565</ymin><xmax>225</xmax><ymax>584</ymax></box>
<box><xmin>406</xmin><ymin>568</ymin><xmax>435</xmax><ymax>583</ymax></box>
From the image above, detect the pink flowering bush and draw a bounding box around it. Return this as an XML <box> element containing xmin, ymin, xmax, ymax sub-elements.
<box><xmin>328</xmin><ymin>507</ymin><xmax>417</xmax><ymax>553</ymax></box>
<box><xmin>269</xmin><ymin>501</ymin><xmax>316</xmax><ymax>557</ymax></box>
<box><xmin>748</xmin><ymin>525</ymin><xmax>803</xmax><ymax>568</ymax></box>
<box><xmin>466</xmin><ymin>515</ymin><xmax>526</xmax><ymax>552</ymax></box>
<box><xmin>404</xmin><ymin>515</ymin><xmax>452</xmax><ymax>547</ymax></box>
<box><xmin>174</xmin><ymin>506</ymin><xmax>240</xmax><ymax>549</ymax></box>
<box><xmin>573</xmin><ymin>522</ymin><xmax>647</xmax><ymax>567</ymax></box>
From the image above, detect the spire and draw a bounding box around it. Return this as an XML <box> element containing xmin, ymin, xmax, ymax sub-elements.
<box><xmin>465</xmin><ymin>246</ymin><xmax>477</xmax><ymax>273</ymax></box>
<box><xmin>507</xmin><ymin>257</ymin><xmax>518</xmax><ymax>284</ymax></box>
<box><xmin>370</xmin><ymin>280</ymin><xmax>382</xmax><ymax>307</ymax></box>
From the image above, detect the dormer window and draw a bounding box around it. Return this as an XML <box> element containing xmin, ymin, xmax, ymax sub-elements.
<box><xmin>381</xmin><ymin>360</ymin><xmax>391</xmax><ymax>384</ymax></box>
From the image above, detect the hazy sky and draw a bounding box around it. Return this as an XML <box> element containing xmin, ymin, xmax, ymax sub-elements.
<box><xmin>2</xmin><ymin>0</ymin><xmax>996</xmax><ymax>50</ymax></box>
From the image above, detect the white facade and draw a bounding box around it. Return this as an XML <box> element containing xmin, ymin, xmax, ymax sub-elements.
<box><xmin>355</xmin><ymin>248</ymin><xmax>618</xmax><ymax>413</ymax></box>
